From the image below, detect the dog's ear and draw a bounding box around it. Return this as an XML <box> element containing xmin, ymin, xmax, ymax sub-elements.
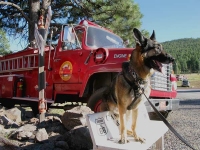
<box><xmin>133</xmin><ymin>28</ymin><xmax>145</xmax><ymax>46</ymax></box>
<box><xmin>150</xmin><ymin>30</ymin><xmax>156</xmax><ymax>41</ymax></box>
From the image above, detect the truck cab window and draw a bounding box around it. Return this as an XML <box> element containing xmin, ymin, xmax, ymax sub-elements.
<box><xmin>75</xmin><ymin>29</ymin><xmax>84</xmax><ymax>48</ymax></box>
<box><xmin>86</xmin><ymin>26</ymin><xmax>124</xmax><ymax>48</ymax></box>
<box><xmin>62</xmin><ymin>26</ymin><xmax>84</xmax><ymax>50</ymax></box>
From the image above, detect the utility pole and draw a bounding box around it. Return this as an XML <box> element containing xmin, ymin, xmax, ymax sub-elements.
<box><xmin>34</xmin><ymin>6</ymin><xmax>52</xmax><ymax>122</ymax></box>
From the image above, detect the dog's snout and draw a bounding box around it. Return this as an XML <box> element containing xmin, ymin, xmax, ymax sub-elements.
<box><xmin>170</xmin><ymin>56</ymin><xmax>175</xmax><ymax>62</ymax></box>
<box><xmin>166</xmin><ymin>54</ymin><xmax>175</xmax><ymax>63</ymax></box>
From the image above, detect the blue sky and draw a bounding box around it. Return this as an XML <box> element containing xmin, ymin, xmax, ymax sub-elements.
<box><xmin>134</xmin><ymin>0</ymin><xmax>200</xmax><ymax>42</ymax></box>
<box><xmin>10</xmin><ymin>0</ymin><xmax>200</xmax><ymax>51</ymax></box>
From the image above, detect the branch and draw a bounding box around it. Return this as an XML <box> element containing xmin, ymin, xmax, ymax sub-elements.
<box><xmin>51</xmin><ymin>2</ymin><xmax>74</xmax><ymax>10</ymax></box>
<box><xmin>0</xmin><ymin>1</ymin><xmax>32</xmax><ymax>23</ymax></box>
<box><xmin>71</xmin><ymin>0</ymin><xmax>93</xmax><ymax>16</ymax></box>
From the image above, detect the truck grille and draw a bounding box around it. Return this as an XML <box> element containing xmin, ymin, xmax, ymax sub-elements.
<box><xmin>150</xmin><ymin>64</ymin><xmax>172</xmax><ymax>91</ymax></box>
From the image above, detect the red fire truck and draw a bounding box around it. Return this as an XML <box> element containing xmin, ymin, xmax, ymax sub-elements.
<box><xmin>0</xmin><ymin>20</ymin><xmax>179</xmax><ymax>116</ymax></box>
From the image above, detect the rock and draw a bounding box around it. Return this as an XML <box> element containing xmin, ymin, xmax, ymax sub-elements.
<box><xmin>21</xmin><ymin>142</ymin><xmax>55</xmax><ymax>150</ymax></box>
<box><xmin>0</xmin><ymin>115</ymin><xmax>19</xmax><ymax>129</ymax></box>
<box><xmin>0</xmin><ymin>125</ymin><xmax>3</xmax><ymax>132</ymax></box>
<box><xmin>55</xmin><ymin>141</ymin><xmax>69</xmax><ymax>149</ymax></box>
<box><xmin>5</xmin><ymin>121</ymin><xmax>19</xmax><ymax>129</ymax></box>
<box><xmin>4</xmin><ymin>107</ymin><xmax>21</xmax><ymax>123</ymax></box>
<box><xmin>25</xmin><ymin>111</ymin><xmax>34</xmax><ymax>118</ymax></box>
<box><xmin>29</xmin><ymin>117</ymin><xmax>39</xmax><ymax>124</ymax></box>
<box><xmin>0</xmin><ymin>115</ymin><xmax>13</xmax><ymax>126</ymax></box>
<box><xmin>0</xmin><ymin>107</ymin><xmax>5</xmax><ymax>116</ymax></box>
<box><xmin>61</xmin><ymin>106</ymin><xmax>94</xmax><ymax>130</ymax></box>
<box><xmin>53</xmin><ymin>116</ymin><xmax>62</xmax><ymax>123</ymax></box>
<box><xmin>35</xmin><ymin>128</ymin><xmax>49</xmax><ymax>142</ymax></box>
<box><xmin>0</xmin><ymin>106</ymin><xmax>94</xmax><ymax>150</ymax></box>
<box><xmin>18</xmin><ymin>124</ymin><xmax>37</xmax><ymax>132</ymax></box>
<box><xmin>37</xmin><ymin>116</ymin><xmax>67</xmax><ymax>135</ymax></box>
<box><xmin>36</xmin><ymin>142</ymin><xmax>55</xmax><ymax>149</ymax></box>
<box><xmin>11</xmin><ymin>124</ymin><xmax>37</xmax><ymax>141</ymax></box>
<box><xmin>0</xmin><ymin>134</ymin><xmax>20</xmax><ymax>150</ymax></box>
<box><xmin>54</xmin><ymin>148</ymin><xmax>65</xmax><ymax>150</ymax></box>
<box><xmin>17</xmin><ymin>131</ymin><xmax>34</xmax><ymax>140</ymax></box>
<box><xmin>58</xmin><ymin>127</ymin><xmax>93</xmax><ymax>150</ymax></box>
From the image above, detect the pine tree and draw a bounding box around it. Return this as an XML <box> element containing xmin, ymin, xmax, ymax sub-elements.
<box><xmin>0</xmin><ymin>0</ymin><xmax>146</xmax><ymax>48</ymax></box>
<box><xmin>0</xmin><ymin>29</ymin><xmax>11</xmax><ymax>55</ymax></box>
<box><xmin>89</xmin><ymin>0</ymin><xmax>146</xmax><ymax>47</ymax></box>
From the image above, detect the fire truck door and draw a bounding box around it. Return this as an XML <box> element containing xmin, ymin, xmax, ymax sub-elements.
<box><xmin>53</xmin><ymin>49</ymin><xmax>82</xmax><ymax>83</ymax></box>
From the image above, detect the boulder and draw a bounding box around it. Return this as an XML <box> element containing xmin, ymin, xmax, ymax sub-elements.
<box><xmin>35</xmin><ymin>128</ymin><xmax>49</xmax><ymax>142</ymax></box>
<box><xmin>4</xmin><ymin>107</ymin><xmax>21</xmax><ymax>123</ymax></box>
<box><xmin>56</xmin><ymin>127</ymin><xmax>92</xmax><ymax>150</ymax></box>
<box><xmin>11</xmin><ymin>124</ymin><xmax>37</xmax><ymax>141</ymax></box>
<box><xmin>0</xmin><ymin>106</ymin><xmax>5</xmax><ymax>116</ymax></box>
<box><xmin>55</xmin><ymin>141</ymin><xmax>69</xmax><ymax>150</ymax></box>
<box><xmin>0</xmin><ymin>115</ymin><xmax>13</xmax><ymax>126</ymax></box>
<box><xmin>61</xmin><ymin>106</ymin><xmax>93</xmax><ymax>130</ymax></box>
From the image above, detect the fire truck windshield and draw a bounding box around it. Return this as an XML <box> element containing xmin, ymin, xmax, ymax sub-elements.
<box><xmin>86</xmin><ymin>26</ymin><xmax>124</xmax><ymax>48</ymax></box>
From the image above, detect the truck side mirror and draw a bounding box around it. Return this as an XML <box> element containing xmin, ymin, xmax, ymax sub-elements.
<box><xmin>62</xmin><ymin>26</ymin><xmax>75</xmax><ymax>43</ymax></box>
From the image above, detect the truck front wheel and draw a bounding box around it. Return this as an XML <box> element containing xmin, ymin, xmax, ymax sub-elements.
<box><xmin>87</xmin><ymin>87</ymin><xmax>108</xmax><ymax>112</ymax></box>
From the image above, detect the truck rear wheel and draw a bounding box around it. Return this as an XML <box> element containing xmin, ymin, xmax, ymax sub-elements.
<box><xmin>87</xmin><ymin>87</ymin><xmax>108</xmax><ymax>112</ymax></box>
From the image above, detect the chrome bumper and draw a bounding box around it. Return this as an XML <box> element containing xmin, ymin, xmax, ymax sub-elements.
<box><xmin>145</xmin><ymin>98</ymin><xmax>180</xmax><ymax>112</ymax></box>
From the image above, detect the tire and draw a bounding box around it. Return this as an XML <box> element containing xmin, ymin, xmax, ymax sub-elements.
<box><xmin>87</xmin><ymin>87</ymin><xmax>108</xmax><ymax>112</ymax></box>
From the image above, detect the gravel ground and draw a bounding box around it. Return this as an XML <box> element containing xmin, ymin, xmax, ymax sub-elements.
<box><xmin>164</xmin><ymin>99</ymin><xmax>200</xmax><ymax>150</ymax></box>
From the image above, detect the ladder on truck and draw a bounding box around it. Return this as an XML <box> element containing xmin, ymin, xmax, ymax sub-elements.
<box><xmin>0</xmin><ymin>54</ymin><xmax>38</xmax><ymax>73</ymax></box>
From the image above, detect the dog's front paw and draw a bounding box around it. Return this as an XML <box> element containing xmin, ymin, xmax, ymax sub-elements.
<box><xmin>133</xmin><ymin>132</ymin><xmax>145</xmax><ymax>143</ymax></box>
<box><xmin>118</xmin><ymin>139</ymin><xmax>129</xmax><ymax>144</ymax></box>
<box><xmin>135</xmin><ymin>136</ymin><xmax>145</xmax><ymax>143</ymax></box>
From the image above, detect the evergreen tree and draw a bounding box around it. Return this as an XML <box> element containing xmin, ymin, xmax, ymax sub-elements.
<box><xmin>0</xmin><ymin>29</ymin><xmax>11</xmax><ymax>55</ymax></box>
<box><xmin>162</xmin><ymin>38</ymin><xmax>200</xmax><ymax>73</ymax></box>
<box><xmin>0</xmin><ymin>0</ymin><xmax>146</xmax><ymax>48</ymax></box>
<box><xmin>87</xmin><ymin>0</ymin><xmax>146</xmax><ymax>47</ymax></box>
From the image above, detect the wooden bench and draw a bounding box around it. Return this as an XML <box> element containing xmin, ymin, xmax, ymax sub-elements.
<box><xmin>86</xmin><ymin>104</ymin><xmax>168</xmax><ymax>150</ymax></box>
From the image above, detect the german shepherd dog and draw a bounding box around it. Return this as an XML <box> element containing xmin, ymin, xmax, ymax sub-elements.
<box><xmin>101</xmin><ymin>28</ymin><xmax>174</xmax><ymax>144</ymax></box>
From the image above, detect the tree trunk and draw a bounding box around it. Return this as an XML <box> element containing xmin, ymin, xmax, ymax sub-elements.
<box><xmin>42</xmin><ymin>0</ymin><xmax>51</xmax><ymax>10</ymax></box>
<box><xmin>28</xmin><ymin>0</ymin><xmax>40</xmax><ymax>44</ymax></box>
<box><xmin>28</xmin><ymin>0</ymin><xmax>51</xmax><ymax>45</ymax></box>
